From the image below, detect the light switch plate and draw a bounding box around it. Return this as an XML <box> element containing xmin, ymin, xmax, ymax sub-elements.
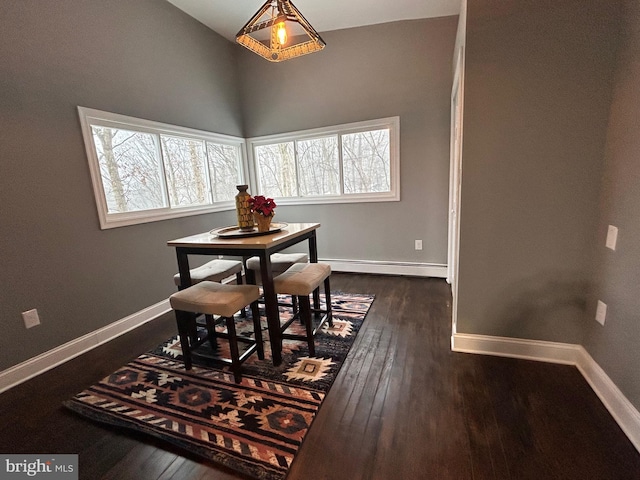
<box><xmin>22</xmin><ymin>309</ymin><xmax>40</xmax><ymax>329</ymax></box>
<box><xmin>606</xmin><ymin>225</ymin><xmax>618</xmax><ymax>250</ymax></box>
<box><xmin>595</xmin><ymin>300</ymin><xmax>607</xmax><ymax>326</ymax></box>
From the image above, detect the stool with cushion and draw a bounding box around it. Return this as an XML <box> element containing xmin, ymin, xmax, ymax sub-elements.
<box><xmin>169</xmin><ymin>281</ymin><xmax>263</xmax><ymax>383</ymax></box>
<box><xmin>273</xmin><ymin>263</ymin><xmax>333</xmax><ymax>357</ymax></box>
<box><xmin>245</xmin><ymin>253</ymin><xmax>308</xmax><ymax>280</ymax></box>
<box><xmin>174</xmin><ymin>258</ymin><xmax>246</xmax><ymax>325</ymax></box>
<box><xmin>245</xmin><ymin>253</ymin><xmax>308</xmax><ymax>311</ymax></box>
<box><xmin>173</xmin><ymin>258</ymin><xmax>243</xmax><ymax>289</ymax></box>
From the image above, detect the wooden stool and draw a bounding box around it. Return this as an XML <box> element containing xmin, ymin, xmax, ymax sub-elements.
<box><xmin>169</xmin><ymin>281</ymin><xmax>263</xmax><ymax>383</ymax></box>
<box><xmin>273</xmin><ymin>263</ymin><xmax>333</xmax><ymax>357</ymax></box>
<box><xmin>174</xmin><ymin>258</ymin><xmax>245</xmax><ymax>323</ymax></box>
<box><xmin>245</xmin><ymin>253</ymin><xmax>308</xmax><ymax>280</ymax></box>
<box><xmin>173</xmin><ymin>259</ymin><xmax>243</xmax><ymax>288</ymax></box>
<box><xmin>245</xmin><ymin>253</ymin><xmax>308</xmax><ymax>311</ymax></box>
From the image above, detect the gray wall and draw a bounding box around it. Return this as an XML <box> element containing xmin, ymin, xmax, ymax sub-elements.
<box><xmin>584</xmin><ymin>0</ymin><xmax>640</xmax><ymax>409</ymax></box>
<box><xmin>457</xmin><ymin>0</ymin><xmax>621</xmax><ymax>344</ymax></box>
<box><xmin>0</xmin><ymin>4</ymin><xmax>457</xmax><ymax>372</ymax></box>
<box><xmin>237</xmin><ymin>19</ymin><xmax>458</xmax><ymax>265</ymax></box>
<box><xmin>0</xmin><ymin>0</ymin><xmax>242</xmax><ymax>370</ymax></box>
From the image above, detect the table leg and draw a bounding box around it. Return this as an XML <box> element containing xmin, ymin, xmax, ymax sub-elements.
<box><xmin>308</xmin><ymin>231</ymin><xmax>321</xmax><ymax>309</ymax></box>
<box><xmin>176</xmin><ymin>249</ymin><xmax>192</xmax><ymax>290</ymax></box>
<box><xmin>243</xmin><ymin>256</ymin><xmax>256</xmax><ymax>285</ymax></box>
<box><xmin>259</xmin><ymin>254</ymin><xmax>282</xmax><ymax>365</ymax></box>
<box><xmin>175</xmin><ymin>249</ymin><xmax>198</xmax><ymax>343</ymax></box>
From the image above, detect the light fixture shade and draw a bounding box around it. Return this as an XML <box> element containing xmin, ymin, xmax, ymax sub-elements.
<box><xmin>236</xmin><ymin>0</ymin><xmax>326</xmax><ymax>62</ymax></box>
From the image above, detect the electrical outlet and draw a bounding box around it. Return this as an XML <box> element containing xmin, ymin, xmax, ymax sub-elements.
<box><xmin>606</xmin><ymin>225</ymin><xmax>618</xmax><ymax>250</ymax></box>
<box><xmin>595</xmin><ymin>300</ymin><xmax>607</xmax><ymax>326</ymax></box>
<box><xmin>415</xmin><ymin>240</ymin><xmax>423</xmax><ymax>251</ymax></box>
<box><xmin>22</xmin><ymin>309</ymin><xmax>41</xmax><ymax>329</ymax></box>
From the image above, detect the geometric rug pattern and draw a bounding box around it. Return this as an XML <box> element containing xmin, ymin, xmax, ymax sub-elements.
<box><xmin>64</xmin><ymin>293</ymin><xmax>374</xmax><ymax>480</ymax></box>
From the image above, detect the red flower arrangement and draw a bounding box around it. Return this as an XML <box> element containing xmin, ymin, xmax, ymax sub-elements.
<box><xmin>248</xmin><ymin>195</ymin><xmax>277</xmax><ymax>217</ymax></box>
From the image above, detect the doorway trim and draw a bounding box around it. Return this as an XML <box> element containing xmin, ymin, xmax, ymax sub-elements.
<box><xmin>447</xmin><ymin>44</ymin><xmax>465</xmax><ymax>338</ymax></box>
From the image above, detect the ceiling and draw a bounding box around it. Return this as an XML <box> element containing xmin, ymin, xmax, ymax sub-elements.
<box><xmin>166</xmin><ymin>0</ymin><xmax>461</xmax><ymax>42</ymax></box>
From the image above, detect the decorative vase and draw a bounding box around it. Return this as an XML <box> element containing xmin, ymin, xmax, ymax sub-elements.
<box><xmin>254</xmin><ymin>212</ymin><xmax>274</xmax><ymax>233</ymax></box>
<box><xmin>235</xmin><ymin>185</ymin><xmax>254</xmax><ymax>231</ymax></box>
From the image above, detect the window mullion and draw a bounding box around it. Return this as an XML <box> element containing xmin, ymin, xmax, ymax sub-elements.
<box><xmin>155</xmin><ymin>134</ymin><xmax>171</xmax><ymax>209</ymax></box>
<box><xmin>293</xmin><ymin>140</ymin><xmax>301</xmax><ymax>197</ymax></box>
<box><xmin>203</xmin><ymin>141</ymin><xmax>214</xmax><ymax>205</ymax></box>
<box><xmin>338</xmin><ymin>133</ymin><xmax>345</xmax><ymax>195</ymax></box>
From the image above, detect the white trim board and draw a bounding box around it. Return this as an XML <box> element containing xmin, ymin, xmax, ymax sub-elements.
<box><xmin>452</xmin><ymin>333</ymin><xmax>640</xmax><ymax>454</ymax></box>
<box><xmin>322</xmin><ymin>258</ymin><xmax>447</xmax><ymax>278</ymax></box>
<box><xmin>0</xmin><ymin>299</ymin><xmax>171</xmax><ymax>394</ymax></box>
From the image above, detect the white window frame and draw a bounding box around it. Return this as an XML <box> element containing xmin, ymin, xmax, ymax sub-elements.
<box><xmin>246</xmin><ymin>117</ymin><xmax>400</xmax><ymax>205</ymax></box>
<box><xmin>78</xmin><ymin>106</ymin><xmax>249</xmax><ymax>229</ymax></box>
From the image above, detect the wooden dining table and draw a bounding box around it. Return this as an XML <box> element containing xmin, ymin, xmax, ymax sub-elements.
<box><xmin>167</xmin><ymin>222</ymin><xmax>321</xmax><ymax>365</ymax></box>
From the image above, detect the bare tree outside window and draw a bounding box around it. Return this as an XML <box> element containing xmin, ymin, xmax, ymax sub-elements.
<box><xmin>207</xmin><ymin>143</ymin><xmax>242</xmax><ymax>202</ymax></box>
<box><xmin>90</xmin><ymin>125</ymin><xmax>243</xmax><ymax>215</ymax></box>
<box><xmin>160</xmin><ymin>136</ymin><xmax>209</xmax><ymax>208</ymax></box>
<box><xmin>92</xmin><ymin>126</ymin><xmax>165</xmax><ymax>213</ymax></box>
<box><xmin>342</xmin><ymin>129</ymin><xmax>390</xmax><ymax>194</ymax></box>
<box><xmin>297</xmin><ymin>136</ymin><xmax>340</xmax><ymax>196</ymax></box>
<box><xmin>255</xmin><ymin>142</ymin><xmax>297</xmax><ymax>197</ymax></box>
<box><xmin>250</xmin><ymin>123</ymin><xmax>394</xmax><ymax>201</ymax></box>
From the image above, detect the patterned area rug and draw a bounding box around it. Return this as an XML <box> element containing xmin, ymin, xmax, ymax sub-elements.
<box><xmin>64</xmin><ymin>293</ymin><xmax>374</xmax><ymax>480</ymax></box>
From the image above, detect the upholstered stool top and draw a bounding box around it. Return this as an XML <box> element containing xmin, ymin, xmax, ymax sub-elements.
<box><xmin>273</xmin><ymin>263</ymin><xmax>331</xmax><ymax>296</ymax></box>
<box><xmin>173</xmin><ymin>259</ymin><xmax>242</xmax><ymax>286</ymax></box>
<box><xmin>246</xmin><ymin>252</ymin><xmax>308</xmax><ymax>273</ymax></box>
<box><xmin>169</xmin><ymin>281</ymin><xmax>260</xmax><ymax>318</ymax></box>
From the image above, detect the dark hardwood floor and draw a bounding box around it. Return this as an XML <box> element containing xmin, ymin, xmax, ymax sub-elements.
<box><xmin>1</xmin><ymin>273</ymin><xmax>639</xmax><ymax>479</ymax></box>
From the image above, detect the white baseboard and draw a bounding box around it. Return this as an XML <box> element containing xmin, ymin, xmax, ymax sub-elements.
<box><xmin>0</xmin><ymin>299</ymin><xmax>171</xmax><ymax>394</ymax></box>
<box><xmin>575</xmin><ymin>347</ymin><xmax>640</xmax><ymax>453</ymax></box>
<box><xmin>322</xmin><ymin>258</ymin><xmax>447</xmax><ymax>278</ymax></box>
<box><xmin>452</xmin><ymin>333</ymin><xmax>640</xmax><ymax>454</ymax></box>
<box><xmin>451</xmin><ymin>333</ymin><xmax>581</xmax><ymax>364</ymax></box>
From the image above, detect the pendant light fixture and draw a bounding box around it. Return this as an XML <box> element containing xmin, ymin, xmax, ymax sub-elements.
<box><xmin>236</xmin><ymin>0</ymin><xmax>326</xmax><ymax>62</ymax></box>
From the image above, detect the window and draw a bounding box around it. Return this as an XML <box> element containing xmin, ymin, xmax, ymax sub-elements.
<box><xmin>78</xmin><ymin>107</ymin><xmax>247</xmax><ymax>229</ymax></box>
<box><xmin>248</xmin><ymin>117</ymin><xmax>400</xmax><ymax>205</ymax></box>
